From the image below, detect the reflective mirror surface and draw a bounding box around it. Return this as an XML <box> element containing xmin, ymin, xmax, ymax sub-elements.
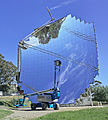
<box><xmin>20</xmin><ymin>15</ymin><xmax>98</xmax><ymax>104</ymax></box>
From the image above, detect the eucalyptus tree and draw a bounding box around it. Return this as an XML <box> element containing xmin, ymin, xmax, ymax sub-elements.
<box><xmin>0</xmin><ymin>53</ymin><xmax>17</xmax><ymax>93</ymax></box>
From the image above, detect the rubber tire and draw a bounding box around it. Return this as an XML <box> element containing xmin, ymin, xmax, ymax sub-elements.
<box><xmin>41</xmin><ymin>103</ymin><xmax>48</xmax><ymax>110</ymax></box>
<box><xmin>54</xmin><ymin>103</ymin><xmax>59</xmax><ymax>110</ymax></box>
<box><xmin>31</xmin><ymin>103</ymin><xmax>36</xmax><ymax>110</ymax></box>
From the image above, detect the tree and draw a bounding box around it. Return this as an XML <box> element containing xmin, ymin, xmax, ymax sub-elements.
<box><xmin>91</xmin><ymin>85</ymin><xmax>108</xmax><ymax>102</ymax></box>
<box><xmin>0</xmin><ymin>84</ymin><xmax>10</xmax><ymax>95</ymax></box>
<box><xmin>0</xmin><ymin>53</ymin><xmax>17</xmax><ymax>85</ymax></box>
<box><xmin>32</xmin><ymin>17</ymin><xmax>65</xmax><ymax>44</ymax></box>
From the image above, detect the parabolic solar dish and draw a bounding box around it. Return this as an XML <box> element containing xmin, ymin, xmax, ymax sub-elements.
<box><xmin>19</xmin><ymin>14</ymin><xmax>98</xmax><ymax>104</ymax></box>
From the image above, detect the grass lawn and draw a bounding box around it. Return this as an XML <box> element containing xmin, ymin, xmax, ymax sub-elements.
<box><xmin>0</xmin><ymin>109</ymin><xmax>13</xmax><ymax>119</ymax></box>
<box><xmin>34</xmin><ymin>107</ymin><xmax>108</xmax><ymax>120</ymax></box>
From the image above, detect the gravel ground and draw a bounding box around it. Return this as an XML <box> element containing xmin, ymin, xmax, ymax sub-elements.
<box><xmin>0</xmin><ymin>105</ymin><xmax>104</xmax><ymax>120</ymax></box>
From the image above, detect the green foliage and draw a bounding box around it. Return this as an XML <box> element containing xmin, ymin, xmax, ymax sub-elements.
<box><xmin>0</xmin><ymin>100</ymin><xmax>15</xmax><ymax>107</ymax></box>
<box><xmin>92</xmin><ymin>86</ymin><xmax>108</xmax><ymax>102</ymax></box>
<box><xmin>0</xmin><ymin>96</ymin><xmax>31</xmax><ymax>108</ymax></box>
<box><xmin>32</xmin><ymin>18</ymin><xmax>64</xmax><ymax>44</ymax></box>
<box><xmin>92</xmin><ymin>101</ymin><xmax>99</xmax><ymax>106</ymax></box>
<box><xmin>0</xmin><ymin>96</ymin><xmax>20</xmax><ymax>108</ymax></box>
<box><xmin>0</xmin><ymin>84</ymin><xmax>10</xmax><ymax>93</ymax></box>
<box><xmin>33</xmin><ymin>107</ymin><xmax>108</xmax><ymax>120</ymax></box>
<box><xmin>0</xmin><ymin>53</ymin><xmax>17</xmax><ymax>84</ymax></box>
<box><xmin>0</xmin><ymin>109</ymin><xmax>13</xmax><ymax>119</ymax></box>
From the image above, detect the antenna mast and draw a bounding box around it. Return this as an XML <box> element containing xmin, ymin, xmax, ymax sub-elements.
<box><xmin>46</xmin><ymin>7</ymin><xmax>55</xmax><ymax>22</ymax></box>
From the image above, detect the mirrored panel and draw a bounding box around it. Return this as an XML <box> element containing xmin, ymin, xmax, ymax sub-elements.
<box><xmin>19</xmin><ymin>14</ymin><xmax>98</xmax><ymax>104</ymax></box>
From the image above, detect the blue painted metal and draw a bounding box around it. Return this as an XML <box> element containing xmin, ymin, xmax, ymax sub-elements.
<box><xmin>19</xmin><ymin>14</ymin><xmax>98</xmax><ymax>104</ymax></box>
<box><xmin>15</xmin><ymin>98</ymin><xmax>26</xmax><ymax>107</ymax></box>
<box><xmin>52</xmin><ymin>88</ymin><xmax>60</xmax><ymax>100</ymax></box>
<box><xmin>48</xmin><ymin>103</ymin><xmax>54</xmax><ymax>108</ymax></box>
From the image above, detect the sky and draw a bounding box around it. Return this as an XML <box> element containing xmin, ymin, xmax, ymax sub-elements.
<box><xmin>0</xmin><ymin>0</ymin><xmax>107</xmax><ymax>85</ymax></box>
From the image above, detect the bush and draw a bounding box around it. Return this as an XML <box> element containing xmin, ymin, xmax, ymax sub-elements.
<box><xmin>92</xmin><ymin>86</ymin><xmax>108</xmax><ymax>102</ymax></box>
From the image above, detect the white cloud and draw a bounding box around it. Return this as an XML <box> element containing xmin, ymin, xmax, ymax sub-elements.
<box><xmin>51</xmin><ymin>0</ymin><xmax>78</xmax><ymax>10</ymax></box>
<box><xmin>51</xmin><ymin>5</ymin><xmax>61</xmax><ymax>10</ymax></box>
<box><xmin>25</xmin><ymin>36</ymin><xmax>39</xmax><ymax>47</ymax></box>
<box><xmin>59</xmin><ymin>62</ymin><xmax>72</xmax><ymax>86</ymax></box>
